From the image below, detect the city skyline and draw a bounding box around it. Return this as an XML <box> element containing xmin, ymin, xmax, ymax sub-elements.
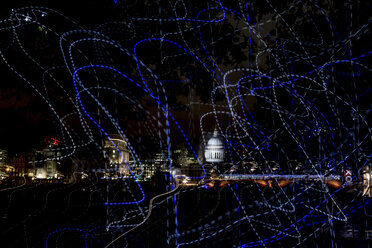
<box><xmin>0</xmin><ymin>0</ymin><xmax>371</xmax><ymax>247</ymax></box>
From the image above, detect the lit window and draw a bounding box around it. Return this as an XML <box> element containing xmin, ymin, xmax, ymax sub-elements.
<box><xmin>113</xmin><ymin>150</ymin><xmax>116</xmax><ymax>153</ymax></box>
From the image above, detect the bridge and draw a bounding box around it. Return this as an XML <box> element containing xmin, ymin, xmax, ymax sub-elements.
<box><xmin>207</xmin><ymin>174</ymin><xmax>344</xmax><ymax>188</ymax></box>
<box><xmin>213</xmin><ymin>174</ymin><xmax>342</xmax><ymax>181</ymax></box>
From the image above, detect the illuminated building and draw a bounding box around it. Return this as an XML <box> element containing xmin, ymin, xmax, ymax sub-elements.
<box><xmin>0</xmin><ymin>149</ymin><xmax>8</xmax><ymax>166</ymax></box>
<box><xmin>136</xmin><ymin>150</ymin><xmax>170</xmax><ymax>180</ymax></box>
<box><xmin>204</xmin><ymin>129</ymin><xmax>224</xmax><ymax>163</ymax></box>
<box><xmin>104</xmin><ymin>134</ymin><xmax>130</xmax><ymax>175</ymax></box>
<box><xmin>130</xmin><ymin>162</ymin><xmax>159</xmax><ymax>180</ymax></box>
<box><xmin>28</xmin><ymin>139</ymin><xmax>62</xmax><ymax>179</ymax></box>
<box><xmin>176</xmin><ymin>148</ymin><xmax>197</xmax><ymax>166</ymax></box>
<box><xmin>35</xmin><ymin>148</ymin><xmax>61</xmax><ymax>179</ymax></box>
<box><xmin>0</xmin><ymin>149</ymin><xmax>12</xmax><ymax>182</ymax></box>
<box><xmin>0</xmin><ymin>164</ymin><xmax>14</xmax><ymax>180</ymax></box>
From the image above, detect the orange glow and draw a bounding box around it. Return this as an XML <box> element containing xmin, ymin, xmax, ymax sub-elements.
<box><xmin>220</xmin><ymin>181</ymin><xmax>228</xmax><ymax>187</ymax></box>
<box><xmin>254</xmin><ymin>180</ymin><xmax>268</xmax><ymax>187</ymax></box>
<box><xmin>278</xmin><ymin>180</ymin><xmax>292</xmax><ymax>187</ymax></box>
<box><xmin>326</xmin><ymin>180</ymin><xmax>342</xmax><ymax>188</ymax></box>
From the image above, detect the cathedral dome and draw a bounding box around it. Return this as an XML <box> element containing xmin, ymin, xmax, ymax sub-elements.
<box><xmin>204</xmin><ymin>130</ymin><xmax>224</xmax><ymax>163</ymax></box>
<box><xmin>207</xmin><ymin>136</ymin><xmax>223</xmax><ymax>147</ymax></box>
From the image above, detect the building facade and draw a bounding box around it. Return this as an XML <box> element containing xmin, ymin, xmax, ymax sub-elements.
<box><xmin>104</xmin><ymin>134</ymin><xmax>130</xmax><ymax>175</ymax></box>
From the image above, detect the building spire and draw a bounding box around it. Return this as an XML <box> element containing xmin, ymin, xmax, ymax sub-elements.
<box><xmin>213</xmin><ymin>127</ymin><xmax>218</xmax><ymax>137</ymax></box>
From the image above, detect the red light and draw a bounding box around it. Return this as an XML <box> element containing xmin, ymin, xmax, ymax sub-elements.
<box><xmin>50</xmin><ymin>138</ymin><xmax>61</xmax><ymax>146</ymax></box>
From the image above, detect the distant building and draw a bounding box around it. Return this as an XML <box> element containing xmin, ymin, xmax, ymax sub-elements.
<box><xmin>204</xmin><ymin>129</ymin><xmax>225</xmax><ymax>163</ymax></box>
<box><xmin>176</xmin><ymin>148</ymin><xmax>197</xmax><ymax>166</ymax></box>
<box><xmin>35</xmin><ymin>148</ymin><xmax>61</xmax><ymax>179</ymax></box>
<box><xmin>28</xmin><ymin>138</ymin><xmax>62</xmax><ymax>179</ymax></box>
<box><xmin>104</xmin><ymin>134</ymin><xmax>130</xmax><ymax>175</ymax></box>
<box><xmin>0</xmin><ymin>149</ymin><xmax>8</xmax><ymax>166</ymax></box>
<box><xmin>131</xmin><ymin>162</ymin><xmax>159</xmax><ymax>180</ymax></box>
<box><xmin>0</xmin><ymin>149</ymin><xmax>13</xmax><ymax>179</ymax></box>
<box><xmin>137</xmin><ymin>150</ymin><xmax>170</xmax><ymax>179</ymax></box>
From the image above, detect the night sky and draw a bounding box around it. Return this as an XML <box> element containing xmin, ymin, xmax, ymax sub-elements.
<box><xmin>0</xmin><ymin>0</ymin><xmax>118</xmax><ymax>153</ymax></box>
<box><xmin>0</xmin><ymin>1</ymin><xmax>371</xmax><ymax>158</ymax></box>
